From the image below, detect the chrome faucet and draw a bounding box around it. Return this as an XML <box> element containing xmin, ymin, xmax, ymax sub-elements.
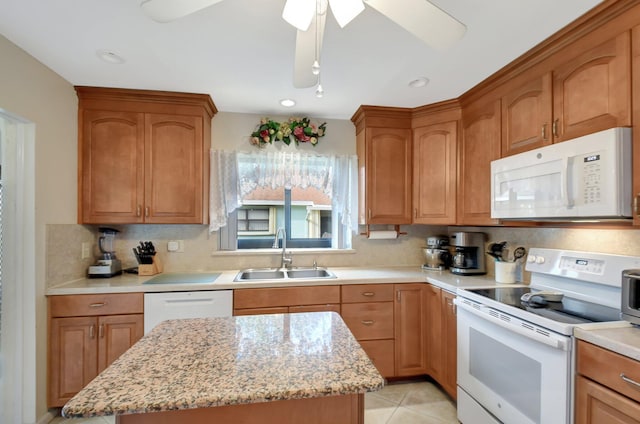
<box><xmin>273</xmin><ymin>227</ymin><xmax>292</xmax><ymax>269</ymax></box>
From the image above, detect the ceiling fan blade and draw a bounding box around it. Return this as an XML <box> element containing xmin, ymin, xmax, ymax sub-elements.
<box><xmin>293</xmin><ymin>12</ymin><xmax>326</xmax><ymax>88</ymax></box>
<box><xmin>282</xmin><ymin>0</ymin><xmax>316</xmax><ymax>31</ymax></box>
<box><xmin>140</xmin><ymin>0</ymin><xmax>225</xmax><ymax>23</ymax></box>
<box><xmin>328</xmin><ymin>0</ymin><xmax>364</xmax><ymax>28</ymax></box>
<box><xmin>365</xmin><ymin>0</ymin><xmax>466</xmax><ymax>50</ymax></box>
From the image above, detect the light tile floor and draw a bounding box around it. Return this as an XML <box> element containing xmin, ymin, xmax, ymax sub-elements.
<box><xmin>50</xmin><ymin>380</ymin><xmax>457</xmax><ymax>424</ymax></box>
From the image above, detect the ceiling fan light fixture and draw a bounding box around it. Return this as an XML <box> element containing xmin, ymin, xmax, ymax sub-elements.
<box><xmin>328</xmin><ymin>0</ymin><xmax>365</xmax><ymax>28</ymax></box>
<box><xmin>280</xmin><ymin>98</ymin><xmax>296</xmax><ymax>107</ymax></box>
<box><xmin>282</xmin><ymin>0</ymin><xmax>316</xmax><ymax>31</ymax></box>
<box><xmin>311</xmin><ymin>60</ymin><xmax>320</xmax><ymax>75</ymax></box>
<box><xmin>315</xmin><ymin>83</ymin><xmax>324</xmax><ymax>98</ymax></box>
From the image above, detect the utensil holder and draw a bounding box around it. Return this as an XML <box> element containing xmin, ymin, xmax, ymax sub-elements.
<box><xmin>495</xmin><ymin>261</ymin><xmax>519</xmax><ymax>284</ymax></box>
<box><xmin>138</xmin><ymin>255</ymin><xmax>163</xmax><ymax>276</ymax></box>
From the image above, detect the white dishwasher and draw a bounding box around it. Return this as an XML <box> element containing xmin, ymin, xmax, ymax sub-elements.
<box><xmin>144</xmin><ymin>290</ymin><xmax>233</xmax><ymax>334</ymax></box>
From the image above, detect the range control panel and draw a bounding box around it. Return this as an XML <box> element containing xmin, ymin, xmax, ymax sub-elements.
<box><xmin>526</xmin><ymin>247</ymin><xmax>640</xmax><ymax>287</ymax></box>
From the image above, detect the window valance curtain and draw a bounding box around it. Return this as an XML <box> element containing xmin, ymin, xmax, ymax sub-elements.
<box><xmin>209</xmin><ymin>150</ymin><xmax>358</xmax><ymax>236</ymax></box>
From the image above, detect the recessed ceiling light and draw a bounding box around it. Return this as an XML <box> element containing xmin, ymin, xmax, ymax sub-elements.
<box><xmin>408</xmin><ymin>77</ymin><xmax>429</xmax><ymax>88</ymax></box>
<box><xmin>280</xmin><ymin>98</ymin><xmax>296</xmax><ymax>107</ymax></box>
<box><xmin>96</xmin><ymin>49</ymin><xmax>125</xmax><ymax>64</ymax></box>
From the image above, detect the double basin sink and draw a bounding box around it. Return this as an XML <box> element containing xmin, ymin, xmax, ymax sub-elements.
<box><xmin>234</xmin><ymin>267</ymin><xmax>336</xmax><ymax>282</ymax></box>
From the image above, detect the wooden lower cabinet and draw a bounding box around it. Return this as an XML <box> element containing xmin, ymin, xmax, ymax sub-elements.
<box><xmin>48</xmin><ymin>293</ymin><xmax>144</xmax><ymax>407</ymax></box>
<box><xmin>576</xmin><ymin>341</ymin><xmax>640</xmax><ymax>423</ymax></box>
<box><xmin>394</xmin><ymin>284</ymin><xmax>428</xmax><ymax>377</ymax></box>
<box><xmin>341</xmin><ymin>284</ymin><xmax>395</xmax><ymax>378</ymax></box>
<box><xmin>441</xmin><ymin>290</ymin><xmax>457</xmax><ymax>399</ymax></box>
<box><xmin>233</xmin><ymin>286</ymin><xmax>341</xmax><ymax>316</ymax></box>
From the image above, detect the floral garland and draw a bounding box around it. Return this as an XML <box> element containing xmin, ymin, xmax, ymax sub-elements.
<box><xmin>251</xmin><ymin>117</ymin><xmax>327</xmax><ymax>147</ymax></box>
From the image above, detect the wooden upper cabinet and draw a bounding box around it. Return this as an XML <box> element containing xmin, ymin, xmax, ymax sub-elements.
<box><xmin>552</xmin><ymin>31</ymin><xmax>631</xmax><ymax>142</ymax></box>
<box><xmin>352</xmin><ymin>106</ymin><xmax>412</xmax><ymax>225</ymax></box>
<box><xmin>144</xmin><ymin>114</ymin><xmax>203</xmax><ymax>223</ymax></box>
<box><xmin>80</xmin><ymin>110</ymin><xmax>145</xmax><ymax>223</ymax></box>
<box><xmin>412</xmin><ymin>121</ymin><xmax>457</xmax><ymax>224</ymax></box>
<box><xmin>458</xmin><ymin>97</ymin><xmax>501</xmax><ymax>226</ymax></box>
<box><xmin>76</xmin><ymin>87</ymin><xmax>216</xmax><ymax>224</ymax></box>
<box><xmin>501</xmin><ymin>72</ymin><xmax>553</xmax><ymax>156</ymax></box>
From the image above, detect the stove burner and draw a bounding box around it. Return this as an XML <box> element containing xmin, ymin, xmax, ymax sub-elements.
<box><xmin>465</xmin><ymin>287</ymin><xmax>620</xmax><ymax>324</ymax></box>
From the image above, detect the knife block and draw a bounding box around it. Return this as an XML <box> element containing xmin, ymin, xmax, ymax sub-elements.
<box><xmin>138</xmin><ymin>255</ymin><xmax>163</xmax><ymax>276</ymax></box>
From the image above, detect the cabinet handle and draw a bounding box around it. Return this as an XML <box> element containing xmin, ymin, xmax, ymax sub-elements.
<box><xmin>368</xmin><ymin>209</ymin><xmax>372</xmax><ymax>220</ymax></box>
<box><xmin>99</xmin><ymin>324</ymin><xmax>104</xmax><ymax>338</ymax></box>
<box><xmin>89</xmin><ymin>324</ymin><xmax>95</xmax><ymax>339</ymax></box>
<box><xmin>361</xmin><ymin>320</ymin><xmax>375</xmax><ymax>326</ymax></box>
<box><xmin>634</xmin><ymin>195</ymin><xmax>639</xmax><ymax>216</ymax></box>
<box><xmin>621</xmin><ymin>373</ymin><xmax>640</xmax><ymax>390</ymax></box>
<box><xmin>136</xmin><ymin>205</ymin><xmax>142</xmax><ymax>217</ymax></box>
<box><xmin>541</xmin><ymin>124</ymin><xmax>547</xmax><ymax>140</ymax></box>
<box><xmin>397</xmin><ymin>291</ymin><xmax>401</xmax><ymax>302</ymax></box>
<box><xmin>414</xmin><ymin>208</ymin><xmax>418</xmax><ymax>218</ymax></box>
<box><xmin>552</xmin><ymin>119</ymin><xmax>559</xmax><ymax>137</ymax></box>
<box><xmin>89</xmin><ymin>302</ymin><xmax>106</xmax><ymax>308</ymax></box>
<box><xmin>145</xmin><ymin>206</ymin><xmax>150</xmax><ymax>217</ymax></box>
<box><xmin>361</xmin><ymin>292</ymin><xmax>375</xmax><ymax>297</ymax></box>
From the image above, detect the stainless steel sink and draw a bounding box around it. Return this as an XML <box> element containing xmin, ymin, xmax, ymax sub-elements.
<box><xmin>234</xmin><ymin>267</ymin><xmax>336</xmax><ymax>282</ymax></box>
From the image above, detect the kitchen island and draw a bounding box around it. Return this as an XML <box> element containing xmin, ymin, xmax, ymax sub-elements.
<box><xmin>61</xmin><ymin>311</ymin><xmax>384</xmax><ymax>423</ymax></box>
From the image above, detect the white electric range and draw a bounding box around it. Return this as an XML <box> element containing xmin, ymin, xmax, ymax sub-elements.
<box><xmin>455</xmin><ymin>247</ymin><xmax>640</xmax><ymax>424</ymax></box>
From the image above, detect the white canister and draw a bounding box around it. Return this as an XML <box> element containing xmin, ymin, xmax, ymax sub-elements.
<box><xmin>495</xmin><ymin>261</ymin><xmax>519</xmax><ymax>284</ymax></box>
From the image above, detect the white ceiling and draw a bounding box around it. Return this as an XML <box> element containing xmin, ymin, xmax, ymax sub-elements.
<box><xmin>0</xmin><ymin>0</ymin><xmax>603</xmax><ymax>119</ymax></box>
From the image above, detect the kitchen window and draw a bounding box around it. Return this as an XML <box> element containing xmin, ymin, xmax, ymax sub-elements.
<box><xmin>210</xmin><ymin>150</ymin><xmax>357</xmax><ymax>250</ymax></box>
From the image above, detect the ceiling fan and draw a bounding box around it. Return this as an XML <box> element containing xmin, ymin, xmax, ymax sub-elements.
<box><xmin>140</xmin><ymin>0</ymin><xmax>466</xmax><ymax>89</ymax></box>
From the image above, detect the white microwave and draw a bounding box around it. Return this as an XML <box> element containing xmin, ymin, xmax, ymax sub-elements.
<box><xmin>491</xmin><ymin>127</ymin><xmax>632</xmax><ymax>220</ymax></box>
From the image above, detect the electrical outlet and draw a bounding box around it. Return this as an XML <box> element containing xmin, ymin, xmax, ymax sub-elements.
<box><xmin>167</xmin><ymin>240</ymin><xmax>185</xmax><ymax>253</ymax></box>
<box><xmin>81</xmin><ymin>242</ymin><xmax>91</xmax><ymax>259</ymax></box>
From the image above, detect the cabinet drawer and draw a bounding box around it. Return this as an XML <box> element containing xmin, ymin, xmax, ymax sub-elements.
<box><xmin>49</xmin><ymin>293</ymin><xmax>144</xmax><ymax>317</ymax></box>
<box><xmin>341</xmin><ymin>302</ymin><xmax>394</xmax><ymax>340</ymax></box>
<box><xmin>289</xmin><ymin>304</ymin><xmax>341</xmax><ymax>314</ymax></box>
<box><xmin>359</xmin><ymin>339</ymin><xmax>394</xmax><ymax>378</ymax></box>
<box><xmin>577</xmin><ymin>341</ymin><xmax>640</xmax><ymax>403</ymax></box>
<box><xmin>234</xmin><ymin>286</ymin><xmax>340</xmax><ymax>309</ymax></box>
<box><xmin>342</xmin><ymin>284</ymin><xmax>394</xmax><ymax>303</ymax></box>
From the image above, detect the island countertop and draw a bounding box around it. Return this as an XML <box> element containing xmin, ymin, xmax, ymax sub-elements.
<box><xmin>62</xmin><ymin>312</ymin><xmax>384</xmax><ymax>418</ymax></box>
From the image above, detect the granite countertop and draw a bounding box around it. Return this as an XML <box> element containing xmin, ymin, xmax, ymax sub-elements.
<box><xmin>574</xmin><ymin>321</ymin><xmax>640</xmax><ymax>361</ymax></box>
<box><xmin>46</xmin><ymin>266</ymin><xmax>505</xmax><ymax>295</ymax></box>
<box><xmin>62</xmin><ymin>311</ymin><xmax>384</xmax><ymax>418</ymax></box>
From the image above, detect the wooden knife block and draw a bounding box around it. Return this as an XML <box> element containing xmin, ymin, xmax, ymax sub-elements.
<box><xmin>138</xmin><ymin>255</ymin><xmax>163</xmax><ymax>276</ymax></box>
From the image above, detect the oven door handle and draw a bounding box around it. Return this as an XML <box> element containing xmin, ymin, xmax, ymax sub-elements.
<box><xmin>455</xmin><ymin>299</ymin><xmax>570</xmax><ymax>351</ymax></box>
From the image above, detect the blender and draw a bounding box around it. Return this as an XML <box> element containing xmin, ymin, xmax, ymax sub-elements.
<box><xmin>88</xmin><ymin>227</ymin><xmax>122</xmax><ymax>278</ymax></box>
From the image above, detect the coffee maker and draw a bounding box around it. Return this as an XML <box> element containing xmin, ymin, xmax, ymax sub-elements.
<box><xmin>422</xmin><ymin>235</ymin><xmax>451</xmax><ymax>271</ymax></box>
<box><xmin>88</xmin><ymin>227</ymin><xmax>122</xmax><ymax>278</ymax></box>
<box><xmin>449</xmin><ymin>231</ymin><xmax>486</xmax><ymax>276</ymax></box>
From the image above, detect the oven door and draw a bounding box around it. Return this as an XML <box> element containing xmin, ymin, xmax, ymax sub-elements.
<box><xmin>456</xmin><ymin>298</ymin><xmax>572</xmax><ymax>424</ymax></box>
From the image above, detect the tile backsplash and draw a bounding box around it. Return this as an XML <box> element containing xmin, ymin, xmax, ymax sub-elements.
<box><xmin>46</xmin><ymin>223</ymin><xmax>640</xmax><ymax>288</ymax></box>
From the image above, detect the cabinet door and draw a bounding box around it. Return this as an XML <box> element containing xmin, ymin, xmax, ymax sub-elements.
<box><xmin>359</xmin><ymin>340</ymin><xmax>395</xmax><ymax>378</ymax></box>
<box><xmin>145</xmin><ymin>113</ymin><xmax>205</xmax><ymax>223</ymax></box>
<box><xmin>441</xmin><ymin>290</ymin><xmax>457</xmax><ymax>400</ymax></box>
<box><xmin>575</xmin><ymin>376</ymin><xmax>640</xmax><ymax>424</ymax></box>
<box><xmin>49</xmin><ymin>316</ymin><xmax>98</xmax><ymax>407</ymax></box>
<box><xmin>553</xmin><ymin>31</ymin><xmax>631</xmax><ymax>142</ymax></box>
<box><xmin>425</xmin><ymin>284</ymin><xmax>442</xmax><ymax>380</ymax></box>
<box><xmin>394</xmin><ymin>284</ymin><xmax>428</xmax><ymax>376</ymax></box>
<box><xmin>97</xmin><ymin>314</ymin><xmax>144</xmax><ymax>372</ymax></box>
<box><xmin>412</xmin><ymin>121</ymin><xmax>457</xmax><ymax>224</ymax></box>
<box><xmin>501</xmin><ymin>72</ymin><xmax>553</xmax><ymax>156</ymax></box>
<box><xmin>459</xmin><ymin>98</ymin><xmax>501</xmax><ymax>225</ymax></box>
<box><xmin>365</xmin><ymin>128</ymin><xmax>412</xmax><ymax>224</ymax></box>
<box><xmin>79</xmin><ymin>110</ymin><xmax>145</xmax><ymax>224</ymax></box>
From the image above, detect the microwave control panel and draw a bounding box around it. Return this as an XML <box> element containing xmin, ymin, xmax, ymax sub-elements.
<box><xmin>581</xmin><ymin>152</ymin><xmax>602</xmax><ymax>205</ymax></box>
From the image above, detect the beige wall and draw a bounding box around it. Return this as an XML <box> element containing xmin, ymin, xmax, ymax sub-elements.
<box><xmin>0</xmin><ymin>34</ymin><xmax>77</xmax><ymax>419</ymax></box>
